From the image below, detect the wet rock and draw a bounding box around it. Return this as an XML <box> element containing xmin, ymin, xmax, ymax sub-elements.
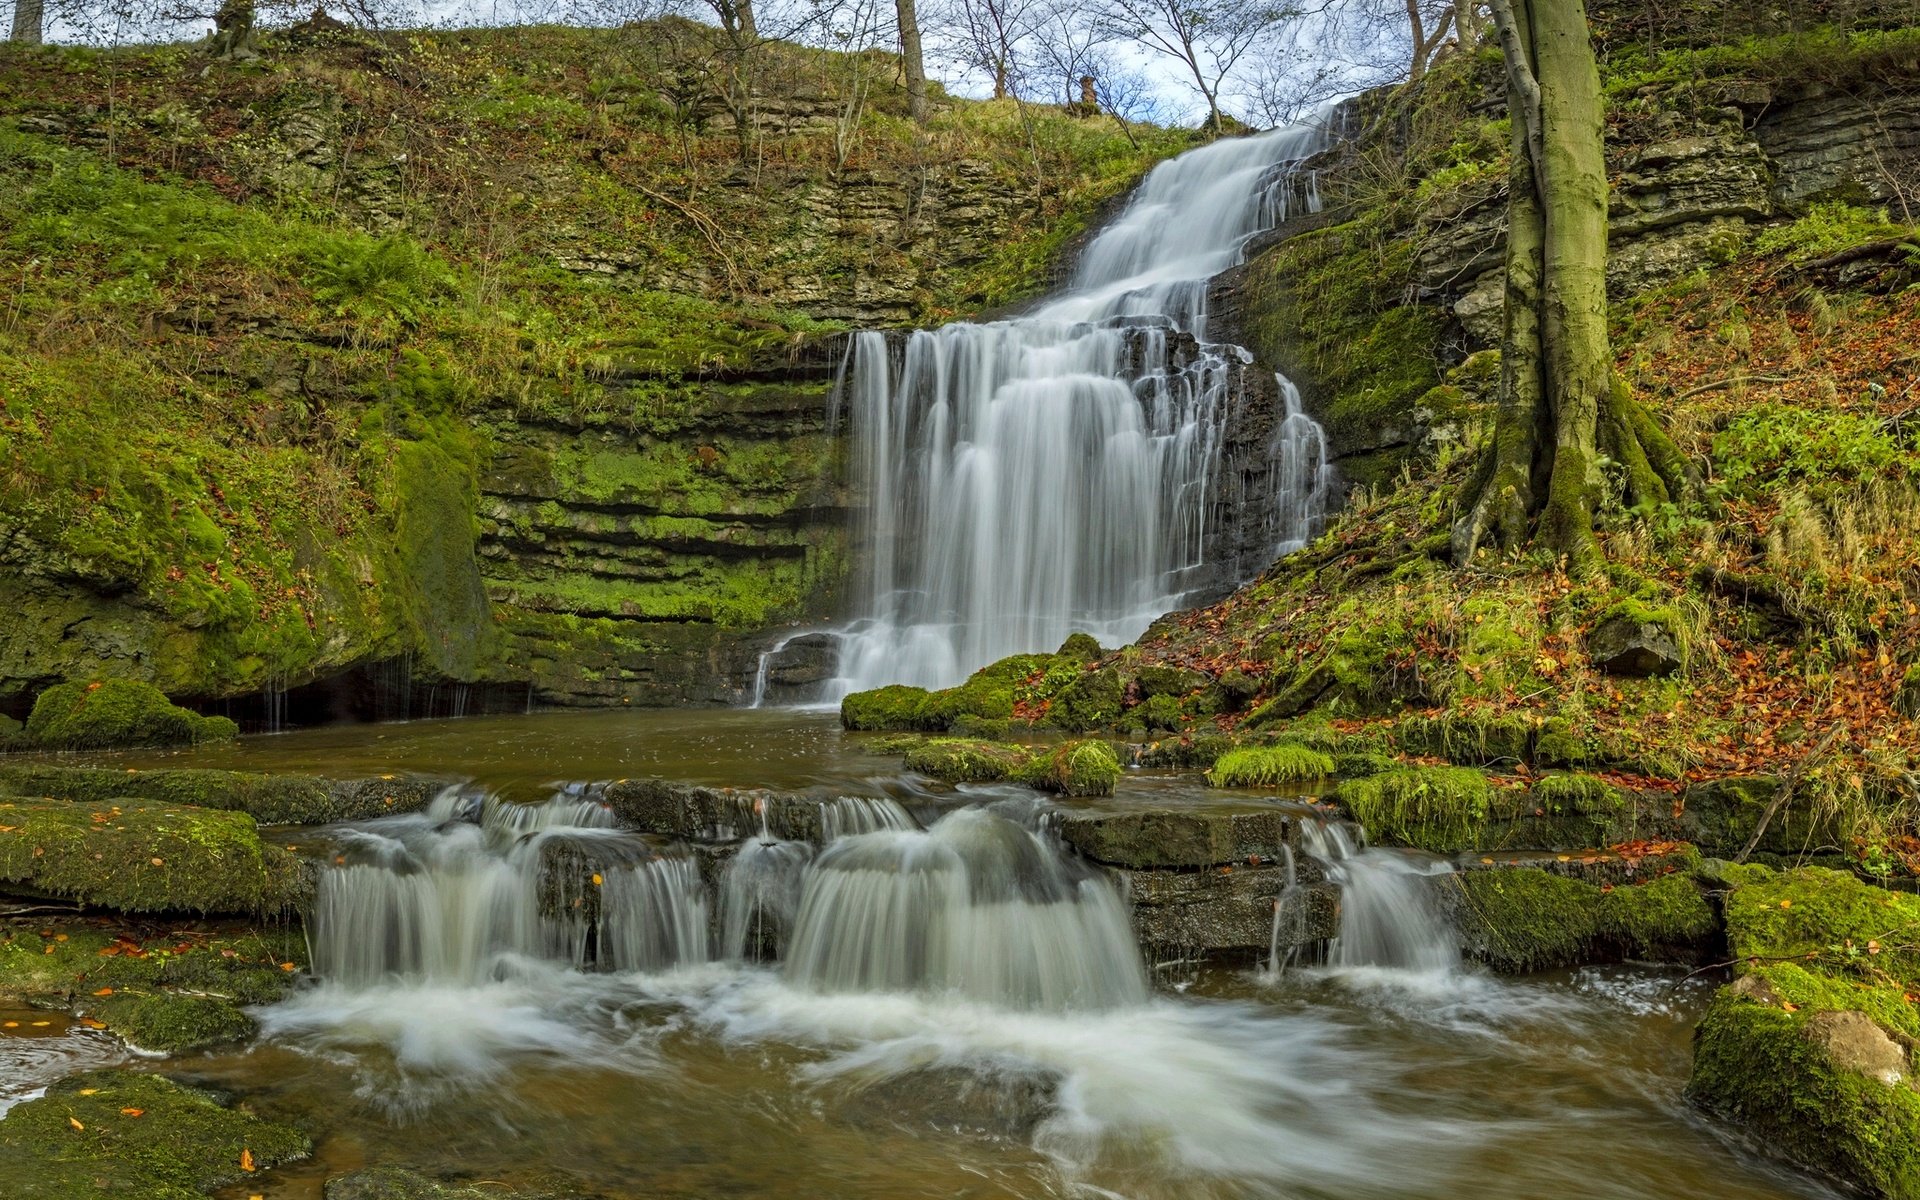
<box><xmin>1805</xmin><ymin>1010</ymin><xmax>1911</xmax><ymax>1086</ymax></box>
<box><xmin>87</xmin><ymin>991</ymin><xmax>258</xmax><ymax>1054</ymax></box>
<box><xmin>752</xmin><ymin>632</ymin><xmax>841</xmax><ymax>705</ymax></box>
<box><xmin>1125</xmin><ymin>863</ymin><xmax>1337</xmax><ymax>968</ymax></box>
<box><xmin>1586</xmin><ymin>609</ymin><xmax>1684</xmax><ymax>677</ymax></box>
<box><xmin>1053</xmin><ymin>808</ymin><xmax>1300</xmax><ymax>869</ymax></box>
<box><xmin>0</xmin><ymin>1069</ymin><xmax>310</xmax><ymax>1198</ymax></box>
<box><xmin>602</xmin><ymin>778</ymin><xmax>824</xmax><ymax>843</ymax></box>
<box><xmin>0</xmin><ymin>765</ymin><xmax>448</xmax><ymax>825</ymax></box>
<box><xmin>0</xmin><ymin>796</ymin><xmax>305</xmax><ymax>915</ymax></box>
<box><xmin>1014</xmin><ymin>740</ymin><xmax>1121</xmax><ymax>797</ymax></box>
<box><xmin>828</xmin><ymin>1065</ymin><xmax>1060</xmax><ymax>1139</ymax></box>
<box><xmin>23</xmin><ymin>679</ymin><xmax>236</xmax><ymax>751</ymax></box>
<box><xmin>904</xmin><ymin>738</ymin><xmax>1032</xmax><ymax>783</ymax></box>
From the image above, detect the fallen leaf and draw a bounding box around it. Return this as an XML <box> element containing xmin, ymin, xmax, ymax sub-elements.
<box><xmin>241</xmin><ymin>1148</ymin><xmax>256</xmax><ymax>1172</ymax></box>
<box><xmin>68</xmin><ymin>1116</ymin><xmax>84</xmax><ymax>1131</ymax></box>
<box><xmin>120</xmin><ymin>1108</ymin><xmax>143</xmax><ymax>1117</ymax></box>
<box><xmin>149</xmin><ymin>858</ymin><xmax>164</xmax><ymax>867</ymax></box>
<box><xmin>92</xmin><ymin>987</ymin><xmax>113</xmax><ymax>996</ymax></box>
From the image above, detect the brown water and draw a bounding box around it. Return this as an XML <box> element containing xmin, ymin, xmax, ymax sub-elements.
<box><xmin>6</xmin><ymin>713</ymin><xmax>1841</xmax><ymax>1199</ymax></box>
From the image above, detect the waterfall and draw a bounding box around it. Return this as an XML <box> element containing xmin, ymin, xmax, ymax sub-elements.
<box><xmin>822</xmin><ymin>124</ymin><xmax>1333</xmax><ymax>696</ymax></box>
<box><xmin>308</xmin><ymin>785</ymin><xmax>712</xmax><ymax>985</ymax></box>
<box><xmin>782</xmin><ymin>807</ymin><xmax>1149</xmax><ymax>1010</ymax></box>
<box><xmin>1287</xmin><ymin>818</ymin><xmax>1460</xmax><ymax>975</ymax></box>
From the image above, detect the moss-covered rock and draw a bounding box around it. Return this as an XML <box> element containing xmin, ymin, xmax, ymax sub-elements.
<box><xmin>0</xmin><ymin>797</ymin><xmax>303</xmax><ymax>914</ymax></box>
<box><xmin>1721</xmin><ymin>864</ymin><xmax>1920</xmax><ymax>982</ymax></box>
<box><xmin>902</xmin><ymin>738</ymin><xmax>1033</xmax><ymax>784</ymax></box>
<box><xmin>87</xmin><ymin>991</ymin><xmax>258</xmax><ymax>1054</ymax></box>
<box><xmin>0</xmin><ymin>1069</ymin><xmax>310</xmax><ymax>1198</ymax></box>
<box><xmin>1679</xmin><ymin>777</ymin><xmax>1841</xmax><ymax>858</ymax></box>
<box><xmin>840</xmin><ymin>684</ymin><xmax>942</xmax><ymax>732</ymax></box>
<box><xmin>1045</xmin><ymin>666</ymin><xmax>1127</xmax><ymax>733</ymax></box>
<box><xmin>1337</xmin><ymin>766</ymin><xmax>1493</xmax><ymax>852</ymax></box>
<box><xmin>23</xmin><ymin>681</ymin><xmax>236</xmax><ymax>751</ymax></box>
<box><xmin>0</xmin><ymin>765</ymin><xmax>444</xmax><ymax>825</ymax></box>
<box><xmin>1207</xmin><ymin>744</ymin><xmax>1335</xmax><ymax>788</ymax></box>
<box><xmin>1586</xmin><ymin>599</ymin><xmax>1686</xmax><ymax>678</ymax></box>
<box><xmin>1016</xmin><ymin>739</ymin><xmax>1122</xmax><ymax>798</ymax></box>
<box><xmin>1453</xmin><ymin>868</ymin><xmax>1717</xmax><ymax>972</ymax></box>
<box><xmin>1055</xmin><ymin>633</ymin><xmax>1104</xmax><ymax>662</ymax></box>
<box><xmin>1391</xmin><ymin>710</ymin><xmax>1534</xmax><ymax>767</ymax></box>
<box><xmin>1691</xmin><ymin>966</ymin><xmax>1920</xmax><ymax>1199</ymax></box>
<box><xmin>1136</xmin><ymin>733</ymin><xmax>1235</xmax><ymax>770</ymax></box>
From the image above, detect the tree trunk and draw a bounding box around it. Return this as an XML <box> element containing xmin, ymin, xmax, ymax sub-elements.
<box><xmin>1454</xmin><ymin>0</ymin><xmax>1696</xmax><ymax>572</ymax></box>
<box><xmin>735</xmin><ymin>0</ymin><xmax>757</xmax><ymax>40</ymax></box>
<box><xmin>10</xmin><ymin>0</ymin><xmax>44</xmax><ymax>45</ymax></box>
<box><xmin>895</xmin><ymin>0</ymin><xmax>929</xmax><ymax>122</ymax></box>
<box><xmin>1407</xmin><ymin>0</ymin><xmax>1428</xmax><ymax>81</ymax></box>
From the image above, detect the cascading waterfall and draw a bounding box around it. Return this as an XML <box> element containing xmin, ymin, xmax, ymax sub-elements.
<box><xmin>782</xmin><ymin>807</ymin><xmax>1149</xmax><ymax>1010</ymax></box>
<box><xmin>1281</xmin><ymin>817</ymin><xmax>1460</xmax><ymax>975</ymax></box>
<box><xmin>309</xmin><ymin>785</ymin><xmax>712</xmax><ymax>984</ymax></box>
<box><xmin>808</xmin><ymin>123</ymin><xmax>1333</xmax><ymax>698</ymax></box>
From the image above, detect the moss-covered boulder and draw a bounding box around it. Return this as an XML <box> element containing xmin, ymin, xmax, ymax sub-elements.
<box><xmin>86</xmin><ymin>991</ymin><xmax>258</xmax><ymax>1054</ymax></box>
<box><xmin>1015</xmin><ymin>739</ymin><xmax>1122</xmax><ymax>798</ymax></box>
<box><xmin>1453</xmin><ymin>867</ymin><xmax>1717</xmax><ymax>972</ymax></box>
<box><xmin>0</xmin><ymin>918</ymin><xmax>305</xmax><ymax>1006</ymax></box>
<box><xmin>1207</xmin><ymin>744</ymin><xmax>1335</xmax><ymax>788</ymax></box>
<box><xmin>1337</xmin><ymin>766</ymin><xmax>1493</xmax><ymax>852</ymax></box>
<box><xmin>1720</xmin><ymin>864</ymin><xmax>1920</xmax><ymax>981</ymax></box>
<box><xmin>1136</xmin><ymin>733</ymin><xmax>1235</xmax><ymax>769</ymax></box>
<box><xmin>0</xmin><ymin>765</ymin><xmax>446</xmax><ymax>825</ymax></box>
<box><xmin>23</xmin><ymin>681</ymin><xmax>236</xmax><ymax>751</ymax></box>
<box><xmin>1391</xmin><ymin>710</ymin><xmax>1534</xmax><ymax>767</ymax></box>
<box><xmin>1691</xmin><ymin>965</ymin><xmax>1920</xmax><ymax>1199</ymax></box>
<box><xmin>0</xmin><ymin>1069</ymin><xmax>310</xmax><ymax>1199</ymax></box>
<box><xmin>840</xmin><ymin>684</ymin><xmax>943</xmax><ymax>731</ymax></box>
<box><xmin>1586</xmin><ymin>599</ymin><xmax>1685</xmax><ymax>678</ymax></box>
<box><xmin>1680</xmin><ymin>777</ymin><xmax>1841</xmax><ymax>859</ymax></box>
<box><xmin>0</xmin><ymin>797</ymin><xmax>303</xmax><ymax>914</ymax></box>
<box><xmin>1687</xmin><ymin>865</ymin><xmax>1920</xmax><ymax>1199</ymax></box>
<box><xmin>902</xmin><ymin>738</ymin><xmax>1033</xmax><ymax>784</ymax></box>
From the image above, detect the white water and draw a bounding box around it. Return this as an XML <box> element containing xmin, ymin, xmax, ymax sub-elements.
<box><xmin>750</xmin><ymin>124</ymin><xmax>1332</xmax><ymax>702</ymax></box>
<box><xmin>1286</xmin><ymin>818</ymin><xmax>1462</xmax><ymax>980</ymax></box>
<box><xmin>783</xmin><ymin>807</ymin><xmax>1148</xmax><ymax>1011</ymax></box>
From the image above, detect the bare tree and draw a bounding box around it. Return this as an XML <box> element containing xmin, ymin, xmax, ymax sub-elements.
<box><xmin>940</xmin><ymin>0</ymin><xmax>1041</xmax><ymax>99</ymax></box>
<box><xmin>1404</xmin><ymin>0</ymin><xmax>1451</xmax><ymax>81</ymax></box>
<box><xmin>1026</xmin><ymin>0</ymin><xmax>1107</xmax><ymax>106</ymax></box>
<box><xmin>1094</xmin><ymin>0</ymin><xmax>1303</xmax><ymax>133</ymax></box>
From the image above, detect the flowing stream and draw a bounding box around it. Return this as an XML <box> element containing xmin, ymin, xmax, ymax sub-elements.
<box><xmin>9</xmin><ymin>710</ymin><xmax>1839</xmax><ymax>1200</ymax></box>
<box><xmin>763</xmin><ymin>124</ymin><xmax>1333</xmax><ymax>700</ymax></box>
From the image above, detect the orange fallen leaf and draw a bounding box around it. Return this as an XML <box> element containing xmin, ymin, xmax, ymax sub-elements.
<box><xmin>68</xmin><ymin>1116</ymin><xmax>84</xmax><ymax>1131</ymax></box>
<box><xmin>279</xmin><ymin>962</ymin><xmax>296</xmax><ymax>972</ymax></box>
<box><xmin>92</xmin><ymin>987</ymin><xmax>113</xmax><ymax>996</ymax></box>
<box><xmin>1780</xmin><ymin>899</ymin><xmax>1793</xmax><ymax>909</ymax></box>
<box><xmin>120</xmin><ymin>1108</ymin><xmax>144</xmax><ymax>1117</ymax></box>
<box><xmin>150</xmin><ymin>858</ymin><xmax>164</xmax><ymax>867</ymax></box>
<box><xmin>241</xmin><ymin>1148</ymin><xmax>256</xmax><ymax>1172</ymax></box>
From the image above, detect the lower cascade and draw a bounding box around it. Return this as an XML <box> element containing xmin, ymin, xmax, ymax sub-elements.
<box><xmin>782</xmin><ymin>807</ymin><xmax>1149</xmax><ymax>1010</ymax></box>
<box><xmin>1273</xmin><ymin>817</ymin><xmax>1462</xmax><ymax>977</ymax></box>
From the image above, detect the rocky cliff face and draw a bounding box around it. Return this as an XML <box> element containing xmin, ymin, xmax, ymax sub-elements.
<box><xmin>1220</xmin><ymin>54</ymin><xmax>1920</xmax><ymax>488</ymax></box>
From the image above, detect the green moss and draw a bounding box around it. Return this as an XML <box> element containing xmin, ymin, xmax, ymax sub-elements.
<box><xmin>902</xmin><ymin>739</ymin><xmax>1032</xmax><ymax>784</ymax></box>
<box><xmin>1392</xmin><ymin>710</ymin><xmax>1535</xmax><ymax>766</ymax></box>
<box><xmin>1455</xmin><ymin>868</ymin><xmax>1716</xmax><ymax>971</ymax></box>
<box><xmin>1690</xmin><ymin>967</ymin><xmax>1920</xmax><ymax>1200</ymax></box>
<box><xmin>23</xmin><ymin>681</ymin><xmax>235</xmax><ymax>751</ymax></box>
<box><xmin>1531</xmin><ymin>773</ymin><xmax>1627</xmax><ymax>816</ymax></box>
<box><xmin>1722</xmin><ymin>865</ymin><xmax>1920</xmax><ymax>984</ymax></box>
<box><xmin>1139</xmin><ymin>693</ymin><xmax>1186</xmax><ymax>732</ymax></box>
<box><xmin>0</xmin><ymin>921</ymin><xmax>305</xmax><ymax>1008</ymax></box>
<box><xmin>1048</xmin><ymin>666</ymin><xmax>1127</xmax><ymax>733</ymax></box>
<box><xmin>1137</xmin><ymin>733</ymin><xmax>1235</xmax><ymax>769</ymax></box>
<box><xmin>1055</xmin><ymin>633</ymin><xmax>1104</xmax><ymax>662</ymax></box>
<box><xmin>0</xmin><ymin>797</ymin><xmax>301</xmax><ymax>915</ymax></box>
<box><xmin>1016</xmin><ymin>739</ymin><xmax>1122</xmax><ymax>798</ymax></box>
<box><xmin>1207</xmin><ymin>745</ymin><xmax>1336</xmax><ymax>788</ymax></box>
<box><xmin>87</xmin><ymin>992</ymin><xmax>257</xmax><ymax>1054</ymax></box>
<box><xmin>1338</xmin><ymin>766</ymin><xmax>1493</xmax><ymax>851</ymax></box>
<box><xmin>840</xmin><ymin>685</ymin><xmax>942</xmax><ymax>732</ymax></box>
<box><xmin>0</xmin><ymin>765</ymin><xmax>440</xmax><ymax>825</ymax></box>
<box><xmin>0</xmin><ymin>1069</ymin><xmax>310</xmax><ymax>1198</ymax></box>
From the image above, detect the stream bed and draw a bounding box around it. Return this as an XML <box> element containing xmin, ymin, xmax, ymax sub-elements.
<box><xmin>5</xmin><ymin>711</ymin><xmax>1843</xmax><ymax>1199</ymax></box>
